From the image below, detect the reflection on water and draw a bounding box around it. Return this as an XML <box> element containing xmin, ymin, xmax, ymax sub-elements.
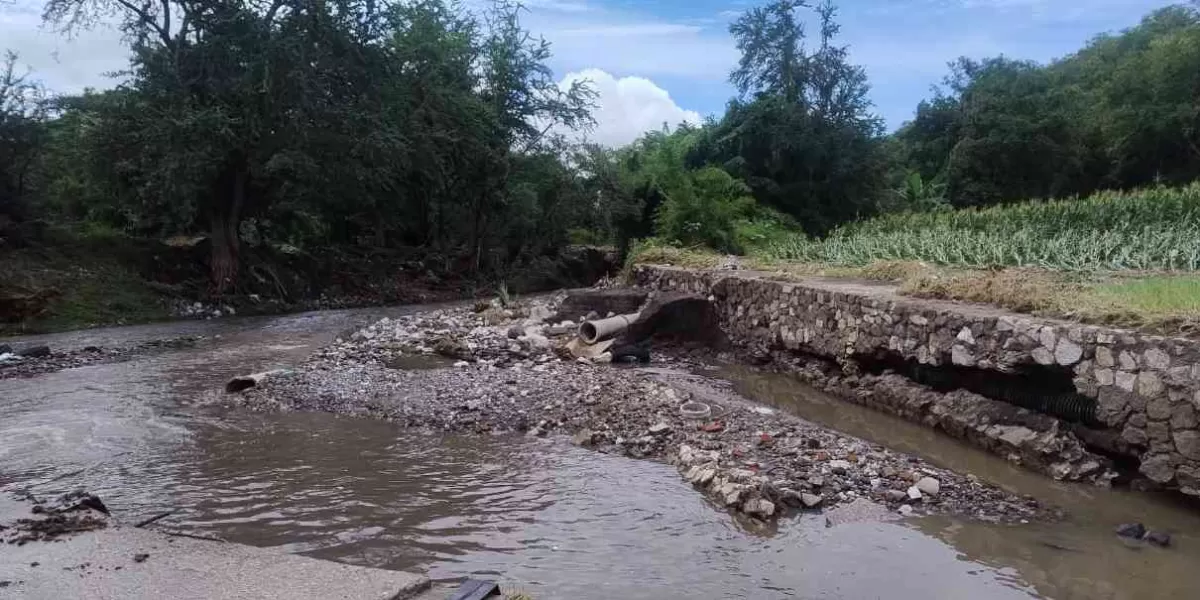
<box><xmin>724</xmin><ymin>365</ymin><xmax>1200</xmax><ymax>600</ymax></box>
<box><xmin>0</xmin><ymin>309</ymin><xmax>1195</xmax><ymax>598</ymax></box>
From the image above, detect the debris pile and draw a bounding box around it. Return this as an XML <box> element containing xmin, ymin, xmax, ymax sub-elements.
<box><xmin>229</xmin><ymin>291</ymin><xmax>1057</xmax><ymax>523</ymax></box>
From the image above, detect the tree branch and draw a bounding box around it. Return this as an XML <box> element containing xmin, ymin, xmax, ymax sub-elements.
<box><xmin>113</xmin><ymin>0</ymin><xmax>172</xmax><ymax>48</ymax></box>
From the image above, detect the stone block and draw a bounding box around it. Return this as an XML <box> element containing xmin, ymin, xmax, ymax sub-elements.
<box><xmin>1055</xmin><ymin>339</ymin><xmax>1083</xmax><ymax>366</ymax></box>
<box><xmin>1144</xmin><ymin>347</ymin><xmax>1171</xmax><ymax>370</ymax></box>
<box><xmin>1115</xmin><ymin>371</ymin><xmax>1137</xmax><ymax>392</ymax></box>
<box><xmin>1095</xmin><ymin>347</ymin><xmax>1115</xmax><ymax>368</ymax></box>
<box><xmin>1175</xmin><ymin>430</ymin><xmax>1200</xmax><ymax>460</ymax></box>
<box><xmin>1173</xmin><ymin>403</ymin><xmax>1199</xmax><ymax>431</ymax></box>
<box><xmin>1138</xmin><ymin>372</ymin><xmax>1165</xmax><ymax>398</ymax></box>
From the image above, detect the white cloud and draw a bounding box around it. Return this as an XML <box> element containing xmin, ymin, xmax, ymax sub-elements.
<box><xmin>522</xmin><ymin>0</ymin><xmax>593</xmax><ymax>12</ymax></box>
<box><xmin>561</xmin><ymin>68</ymin><xmax>700</xmax><ymax>147</ymax></box>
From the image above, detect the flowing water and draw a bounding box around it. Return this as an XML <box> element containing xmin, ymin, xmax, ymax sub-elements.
<box><xmin>1</xmin><ymin>308</ymin><xmax>1198</xmax><ymax>599</ymax></box>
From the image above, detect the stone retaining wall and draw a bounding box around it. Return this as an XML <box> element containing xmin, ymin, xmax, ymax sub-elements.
<box><xmin>634</xmin><ymin>265</ymin><xmax>1200</xmax><ymax>496</ymax></box>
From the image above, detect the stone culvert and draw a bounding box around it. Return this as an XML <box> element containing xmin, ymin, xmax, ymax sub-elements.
<box><xmin>634</xmin><ymin>265</ymin><xmax>1200</xmax><ymax>497</ymax></box>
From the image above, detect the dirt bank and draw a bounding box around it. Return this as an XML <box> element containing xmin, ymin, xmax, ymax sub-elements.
<box><xmin>225</xmin><ymin>294</ymin><xmax>1056</xmax><ymax>524</ymax></box>
<box><xmin>1</xmin><ymin>232</ymin><xmax>615</xmax><ymax>335</ymax></box>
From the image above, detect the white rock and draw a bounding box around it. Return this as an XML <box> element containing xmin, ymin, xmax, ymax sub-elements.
<box><xmin>453</xmin><ymin>361</ymin><xmax>469</xmax><ymax>368</ymax></box>
<box><xmin>649</xmin><ymin>422</ymin><xmax>671</xmax><ymax>435</ymax></box>
<box><xmin>956</xmin><ymin>327</ymin><xmax>975</xmax><ymax>345</ymax></box>
<box><xmin>801</xmin><ymin>493</ymin><xmax>823</xmax><ymax>508</ymax></box>
<box><xmin>829</xmin><ymin>459</ymin><xmax>852</xmax><ymax>474</ymax></box>
<box><xmin>915</xmin><ymin>477</ymin><xmax>940</xmax><ymax>497</ymax></box>
<box><xmin>898</xmin><ymin>505</ymin><xmax>915</xmax><ymax>516</ymax></box>
<box><xmin>907</xmin><ymin>486</ymin><xmax>923</xmax><ymax>501</ymax></box>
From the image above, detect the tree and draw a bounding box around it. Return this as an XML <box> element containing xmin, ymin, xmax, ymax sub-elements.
<box><xmin>699</xmin><ymin>0</ymin><xmax>886</xmax><ymax>234</ymax></box>
<box><xmin>0</xmin><ymin>52</ymin><xmax>47</xmax><ymax>228</ymax></box>
<box><xmin>892</xmin><ymin>4</ymin><xmax>1200</xmax><ymax>206</ymax></box>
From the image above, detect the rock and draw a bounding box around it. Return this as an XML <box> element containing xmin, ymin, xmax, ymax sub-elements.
<box><xmin>16</xmin><ymin>345</ymin><xmax>50</xmax><ymax>358</ymax></box>
<box><xmin>1055</xmin><ymin>340</ymin><xmax>1083</xmax><ymax>366</ymax></box>
<box><xmin>828</xmin><ymin>460</ymin><xmax>851</xmax><ymax>475</ymax></box>
<box><xmin>528</xmin><ymin>305</ymin><xmax>553</xmax><ymax>324</ymax></box>
<box><xmin>956</xmin><ymin>327</ymin><xmax>975</xmax><ymax>345</ymax></box>
<box><xmin>898</xmin><ymin>505</ymin><xmax>914</xmax><ymax>516</ymax></box>
<box><xmin>915</xmin><ymin>476</ymin><xmax>941</xmax><ymax>497</ymax></box>
<box><xmin>951</xmin><ymin>346</ymin><xmax>975</xmax><ymax>366</ymax></box>
<box><xmin>572</xmin><ymin>428</ymin><xmax>595</xmax><ymax>447</ymax></box>
<box><xmin>648</xmin><ymin>422</ymin><xmax>671</xmax><ymax>435</ymax></box>
<box><xmin>807</xmin><ymin>476</ymin><xmax>825</xmax><ymax>488</ymax></box>
<box><xmin>507</xmin><ymin>325</ymin><xmax>523</xmax><ymax>339</ymax></box>
<box><xmin>1115</xmin><ymin>523</ymin><xmax>1146</xmax><ymax>539</ymax></box>
<box><xmin>906</xmin><ymin>486</ymin><xmax>923</xmax><ymax>501</ymax></box>
<box><xmin>0</xmin><ymin>344</ymin><xmax>10</xmax><ymax>355</ymax></box>
<box><xmin>800</xmin><ymin>493</ymin><xmax>823</xmax><ymax>508</ymax></box>
<box><xmin>133</xmin><ymin>553</ymin><xmax>150</xmax><ymax>563</ymax></box>
<box><xmin>1144</xmin><ymin>530</ymin><xmax>1171</xmax><ymax>547</ymax></box>
<box><xmin>1173</xmin><ymin>430</ymin><xmax>1200</xmax><ymax>460</ymax></box>
<box><xmin>1144</xmin><ymin>348</ymin><xmax>1171</xmax><ymax>371</ymax></box>
<box><xmin>884</xmin><ymin>490</ymin><xmax>908</xmax><ymax>502</ymax></box>
<box><xmin>522</xmin><ymin>333</ymin><xmax>552</xmax><ymax>351</ymax></box>
<box><xmin>743</xmin><ymin>498</ymin><xmax>776</xmax><ymax>518</ymax></box>
<box><xmin>1137</xmin><ymin>372</ymin><xmax>1164</xmax><ymax>398</ymax></box>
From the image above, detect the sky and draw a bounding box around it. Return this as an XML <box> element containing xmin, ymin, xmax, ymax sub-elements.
<box><xmin>0</xmin><ymin>0</ymin><xmax>1179</xmax><ymax>146</ymax></box>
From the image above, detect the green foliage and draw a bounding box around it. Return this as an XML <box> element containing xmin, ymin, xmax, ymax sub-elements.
<box><xmin>0</xmin><ymin>51</ymin><xmax>47</xmax><ymax>227</ymax></box>
<box><xmin>697</xmin><ymin>0</ymin><xmax>888</xmax><ymax>235</ymax></box>
<box><xmin>764</xmin><ymin>183</ymin><xmax>1200</xmax><ymax>271</ymax></box>
<box><xmin>22</xmin><ymin>0</ymin><xmax>599</xmax><ymax>294</ymax></box>
<box><xmin>893</xmin><ymin>5</ymin><xmax>1200</xmax><ymax>207</ymax></box>
<box><xmin>891</xmin><ymin>172</ymin><xmax>948</xmax><ymax>212</ymax></box>
<box><xmin>655</xmin><ymin>166</ymin><xmax>755</xmax><ymax>253</ymax></box>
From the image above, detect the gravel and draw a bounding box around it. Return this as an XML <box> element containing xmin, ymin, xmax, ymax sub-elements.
<box><xmin>0</xmin><ymin>336</ymin><xmax>202</xmax><ymax>380</ymax></box>
<box><xmin>225</xmin><ymin>295</ymin><xmax>1058</xmax><ymax>524</ymax></box>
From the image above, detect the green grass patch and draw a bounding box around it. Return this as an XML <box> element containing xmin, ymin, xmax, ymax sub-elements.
<box><xmin>1</xmin><ymin>233</ymin><xmax>171</xmax><ymax>334</ymax></box>
<box><xmin>1081</xmin><ymin>276</ymin><xmax>1200</xmax><ymax>321</ymax></box>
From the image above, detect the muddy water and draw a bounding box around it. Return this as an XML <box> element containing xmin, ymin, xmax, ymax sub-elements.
<box><xmin>724</xmin><ymin>366</ymin><xmax>1200</xmax><ymax>600</ymax></box>
<box><xmin>0</xmin><ymin>311</ymin><xmax>1193</xmax><ymax>599</ymax></box>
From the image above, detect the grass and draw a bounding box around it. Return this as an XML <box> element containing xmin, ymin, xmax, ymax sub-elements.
<box><xmin>0</xmin><ymin>234</ymin><xmax>171</xmax><ymax>335</ymax></box>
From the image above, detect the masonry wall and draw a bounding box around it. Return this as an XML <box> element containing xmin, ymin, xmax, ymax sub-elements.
<box><xmin>634</xmin><ymin>265</ymin><xmax>1200</xmax><ymax>496</ymax></box>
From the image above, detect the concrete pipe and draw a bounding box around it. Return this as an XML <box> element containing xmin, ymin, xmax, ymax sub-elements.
<box><xmin>578</xmin><ymin>312</ymin><xmax>640</xmax><ymax>345</ymax></box>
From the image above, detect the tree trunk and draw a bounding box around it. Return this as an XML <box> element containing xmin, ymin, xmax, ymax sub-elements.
<box><xmin>210</xmin><ymin>166</ymin><xmax>247</xmax><ymax>296</ymax></box>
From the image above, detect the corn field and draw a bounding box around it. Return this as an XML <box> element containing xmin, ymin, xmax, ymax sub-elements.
<box><xmin>763</xmin><ymin>184</ymin><xmax>1200</xmax><ymax>271</ymax></box>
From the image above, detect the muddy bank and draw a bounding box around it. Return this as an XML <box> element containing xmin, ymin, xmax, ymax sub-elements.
<box><xmin>230</xmin><ymin>295</ymin><xmax>1054</xmax><ymax>523</ymax></box>
<box><xmin>1</xmin><ymin>235</ymin><xmax>616</xmax><ymax>335</ymax></box>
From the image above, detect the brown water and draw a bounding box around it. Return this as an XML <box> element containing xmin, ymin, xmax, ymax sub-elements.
<box><xmin>0</xmin><ymin>310</ymin><xmax>1196</xmax><ymax>599</ymax></box>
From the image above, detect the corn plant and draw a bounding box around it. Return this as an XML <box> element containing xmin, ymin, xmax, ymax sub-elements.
<box><xmin>760</xmin><ymin>183</ymin><xmax>1200</xmax><ymax>272</ymax></box>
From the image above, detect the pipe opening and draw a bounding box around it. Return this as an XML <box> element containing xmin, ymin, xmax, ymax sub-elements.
<box><xmin>580</xmin><ymin>322</ymin><xmax>600</xmax><ymax>344</ymax></box>
<box><xmin>857</xmin><ymin>351</ymin><xmax>1100</xmax><ymax>426</ymax></box>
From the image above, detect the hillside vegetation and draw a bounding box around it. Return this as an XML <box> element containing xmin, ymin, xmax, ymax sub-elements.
<box><xmin>3</xmin><ymin>0</ymin><xmax>1200</xmax><ymax>331</ymax></box>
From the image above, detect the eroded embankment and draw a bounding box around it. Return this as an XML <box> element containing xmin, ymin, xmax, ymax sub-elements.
<box><xmin>227</xmin><ymin>294</ymin><xmax>1052</xmax><ymax>523</ymax></box>
<box><xmin>634</xmin><ymin>265</ymin><xmax>1200</xmax><ymax>498</ymax></box>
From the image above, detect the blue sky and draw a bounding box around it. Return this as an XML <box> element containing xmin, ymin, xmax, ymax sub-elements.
<box><xmin>1</xmin><ymin>0</ymin><xmax>1178</xmax><ymax>145</ymax></box>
